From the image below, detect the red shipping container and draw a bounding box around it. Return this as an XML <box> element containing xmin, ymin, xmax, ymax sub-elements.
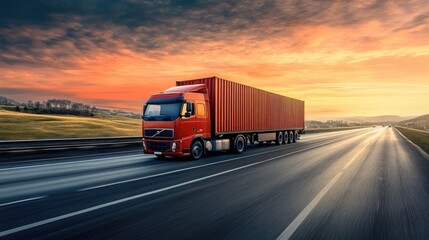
<box><xmin>176</xmin><ymin>76</ymin><xmax>304</xmax><ymax>137</ymax></box>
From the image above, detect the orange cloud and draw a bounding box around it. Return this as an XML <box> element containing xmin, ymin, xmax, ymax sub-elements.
<box><xmin>1</xmin><ymin>1</ymin><xmax>429</xmax><ymax>120</ymax></box>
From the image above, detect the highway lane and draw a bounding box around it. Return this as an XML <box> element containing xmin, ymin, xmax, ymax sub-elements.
<box><xmin>1</xmin><ymin>127</ymin><xmax>429</xmax><ymax>239</ymax></box>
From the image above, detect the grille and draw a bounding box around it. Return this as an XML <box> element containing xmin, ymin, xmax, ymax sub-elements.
<box><xmin>146</xmin><ymin>141</ymin><xmax>171</xmax><ymax>152</ymax></box>
<box><xmin>144</xmin><ymin>129</ymin><xmax>174</xmax><ymax>138</ymax></box>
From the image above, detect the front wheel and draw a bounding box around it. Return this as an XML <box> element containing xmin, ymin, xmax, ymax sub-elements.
<box><xmin>190</xmin><ymin>140</ymin><xmax>204</xmax><ymax>160</ymax></box>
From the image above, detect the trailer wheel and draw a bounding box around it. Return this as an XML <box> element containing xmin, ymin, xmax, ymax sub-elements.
<box><xmin>190</xmin><ymin>140</ymin><xmax>203</xmax><ymax>160</ymax></box>
<box><xmin>233</xmin><ymin>135</ymin><xmax>246</xmax><ymax>153</ymax></box>
<box><xmin>276</xmin><ymin>132</ymin><xmax>283</xmax><ymax>145</ymax></box>
<box><xmin>293</xmin><ymin>131</ymin><xmax>298</xmax><ymax>142</ymax></box>
<box><xmin>289</xmin><ymin>131</ymin><xmax>294</xmax><ymax>143</ymax></box>
<box><xmin>283</xmin><ymin>131</ymin><xmax>288</xmax><ymax>144</ymax></box>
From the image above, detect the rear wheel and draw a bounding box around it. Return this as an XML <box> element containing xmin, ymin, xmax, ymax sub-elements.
<box><xmin>293</xmin><ymin>131</ymin><xmax>298</xmax><ymax>142</ymax></box>
<box><xmin>191</xmin><ymin>140</ymin><xmax>203</xmax><ymax>160</ymax></box>
<box><xmin>283</xmin><ymin>131</ymin><xmax>289</xmax><ymax>144</ymax></box>
<box><xmin>276</xmin><ymin>132</ymin><xmax>283</xmax><ymax>145</ymax></box>
<box><xmin>289</xmin><ymin>131</ymin><xmax>294</xmax><ymax>143</ymax></box>
<box><xmin>234</xmin><ymin>135</ymin><xmax>246</xmax><ymax>153</ymax></box>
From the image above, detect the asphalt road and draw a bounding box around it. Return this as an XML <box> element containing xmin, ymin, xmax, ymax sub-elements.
<box><xmin>1</xmin><ymin>127</ymin><xmax>429</xmax><ymax>240</ymax></box>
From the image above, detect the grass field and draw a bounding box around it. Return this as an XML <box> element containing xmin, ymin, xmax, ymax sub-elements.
<box><xmin>396</xmin><ymin>126</ymin><xmax>429</xmax><ymax>154</ymax></box>
<box><xmin>0</xmin><ymin>109</ymin><xmax>141</xmax><ymax>140</ymax></box>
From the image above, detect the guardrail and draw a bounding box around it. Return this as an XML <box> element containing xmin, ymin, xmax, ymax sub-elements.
<box><xmin>0</xmin><ymin>136</ymin><xmax>142</xmax><ymax>152</ymax></box>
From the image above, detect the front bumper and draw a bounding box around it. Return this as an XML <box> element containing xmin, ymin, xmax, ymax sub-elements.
<box><xmin>143</xmin><ymin>139</ymin><xmax>189</xmax><ymax>157</ymax></box>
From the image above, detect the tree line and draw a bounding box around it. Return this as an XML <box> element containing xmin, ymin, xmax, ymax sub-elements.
<box><xmin>1</xmin><ymin>96</ymin><xmax>96</xmax><ymax>117</ymax></box>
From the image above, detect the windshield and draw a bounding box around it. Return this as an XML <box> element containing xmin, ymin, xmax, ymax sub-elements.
<box><xmin>143</xmin><ymin>103</ymin><xmax>182</xmax><ymax>121</ymax></box>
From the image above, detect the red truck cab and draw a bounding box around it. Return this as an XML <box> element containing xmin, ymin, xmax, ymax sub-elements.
<box><xmin>142</xmin><ymin>84</ymin><xmax>210</xmax><ymax>159</ymax></box>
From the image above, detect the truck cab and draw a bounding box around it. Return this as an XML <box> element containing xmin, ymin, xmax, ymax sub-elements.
<box><xmin>142</xmin><ymin>84</ymin><xmax>210</xmax><ymax>158</ymax></box>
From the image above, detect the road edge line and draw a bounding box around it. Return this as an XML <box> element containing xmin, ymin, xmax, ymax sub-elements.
<box><xmin>394</xmin><ymin>127</ymin><xmax>429</xmax><ymax>161</ymax></box>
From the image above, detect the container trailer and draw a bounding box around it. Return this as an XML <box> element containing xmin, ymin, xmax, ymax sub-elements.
<box><xmin>142</xmin><ymin>76</ymin><xmax>304</xmax><ymax>159</ymax></box>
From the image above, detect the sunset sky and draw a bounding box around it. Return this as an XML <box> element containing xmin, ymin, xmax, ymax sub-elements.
<box><xmin>1</xmin><ymin>0</ymin><xmax>428</xmax><ymax>120</ymax></box>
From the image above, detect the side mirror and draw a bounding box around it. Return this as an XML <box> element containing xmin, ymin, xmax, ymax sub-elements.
<box><xmin>186</xmin><ymin>102</ymin><xmax>192</xmax><ymax>112</ymax></box>
<box><xmin>184</xmin><ymin>112</ymin><xmax>191</xmax><ymax>118</ymax></box>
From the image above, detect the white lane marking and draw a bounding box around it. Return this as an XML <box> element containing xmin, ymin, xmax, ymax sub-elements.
<box><xmin>276</xmin><ymin>130</ymin><xmax>382</xmax><ymax>240</ymax></box>
<box><xmin>0</xmin><ymin>154</ymin><xmax>151</xmax><ymax>171</ymax></box>
<box><xmin>343</xmin><ymin>143</ymin><xmax>370</xmax><ymax>170</ymax></box>
<box><xmin>0</xmin><ymin>196</ymin><xmax>47</xmax><ymax>207</ymax></box>
<box><xmin>0</xmin><ymin>140</ymin><xmax>339</xmax><ymax>237</ymax></box>
<box><xmin>276</xmin><ymin>172</ymin><xmax>343</xmax><ymax>240</ymax></box>
<box><xmin>78</xmin><ymin>136</ymin><xmax>356</xmax><ymax>192</ymax></box>
<box><xmin>1</xmin><ymin>128</ymin><xmax>372</xmax><ymax>172</ymax></box>
<box><xmin>78</xmin><ymin>150</ymin><xmax>288</xmax><ymax>191</ymax></box>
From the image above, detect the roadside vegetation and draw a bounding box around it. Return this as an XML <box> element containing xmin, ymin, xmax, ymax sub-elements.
<box><xmin>0</xmin><ymin>109</ymin><xmax>141</xmax><ymax>140</ymax></box>
<box><xmin>396</xmin><ymin>126</ymin><xmax>429</xmax><ymax>154</ymax></box>
<box><xmin>397</xmin><ymin>114</ymin><xmax>429</xmax><ymax>131</ymax></box>
<box><xmin>0</xmin><ymin>96</ymin><xmax>141</xmax><ymax>118</ymax></box>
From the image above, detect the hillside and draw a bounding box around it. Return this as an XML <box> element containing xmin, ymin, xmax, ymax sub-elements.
<box><xmin>398</xmin><ymin>114</ymin><xmax>429</xmax><ymax>131</ymax></box>
<box><xmin>0</xmin><ymin>109</ymin><xmax>141</xmax><ymax>140</ymax></box>
<box><xmin>403</xmin><ymin>114</ymin><xmax>429</xmax><ymax>122</ymax></box>
<box><xmin>336</xmin><ymin>115</ymin><xmax>416</xmax><ymax>123</ymax></box>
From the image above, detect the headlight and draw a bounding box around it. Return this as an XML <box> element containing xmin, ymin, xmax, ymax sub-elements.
<box><xmin>171</xmin><ymin>142</ymin><xmax>177</xmax><ymax>152</ymax></box>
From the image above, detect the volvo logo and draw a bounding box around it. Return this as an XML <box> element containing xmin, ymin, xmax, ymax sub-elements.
<box><xmin>151</xmin><ymin>129</ymin><xmax>165</xmax><ymax>137</ymax></box>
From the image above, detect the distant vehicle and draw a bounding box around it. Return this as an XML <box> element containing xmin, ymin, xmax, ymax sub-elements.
<box><xmin>142</xmin><ymin>76</ymin><xmax>305</xmax><ymax>159</ymax></box>
<box><xmin>373</xmin><ymin>125</ymin><xmax>376</xmax><ymax>127</ymax></box>
<box><xmin>382</xmin><ymin>125</ymin><xmax>385</xmax><ymax>127</ymax></box>
<box><xmin>389</xmin><ymin>125</ymin><xmax>392</xmax><ymax>127</ymax></box>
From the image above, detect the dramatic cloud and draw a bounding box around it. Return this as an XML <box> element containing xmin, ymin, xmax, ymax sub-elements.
<box><xmin>1</xmin><ymin>0</ymin><xmax>428</xmax><ymax>119</ymax></box>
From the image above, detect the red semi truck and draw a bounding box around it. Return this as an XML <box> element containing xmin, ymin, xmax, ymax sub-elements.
<box><xmin>142</xmin><ymin>76</ymin><xmax>304</xmax><ymax>159</ymax></box>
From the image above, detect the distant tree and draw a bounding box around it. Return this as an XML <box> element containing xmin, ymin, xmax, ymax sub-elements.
<box><xmin>34</xmin><ymin>101</ymin><xmax>41</xmax><ymax>112</ymax></box>
<box><xmin>27</xmin><ymin>100</ymin><xmax>34</xmax><ymax>108</ymax></box>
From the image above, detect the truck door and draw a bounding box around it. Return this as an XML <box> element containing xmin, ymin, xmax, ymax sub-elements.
<box><xmin>180</xmin><ymin>101</ymin><xmax>197</xmax><ymax>149</ymax></box>
<box><xmin>195</xmin><ymin>102</ymin><xmax>209</xmax><ymax>138</ymax></box>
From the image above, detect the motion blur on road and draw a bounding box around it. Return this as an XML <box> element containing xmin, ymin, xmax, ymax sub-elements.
<box><xmin>1</xmin><ymin>127</ymin><xmax>429</xmax><ymax>239</ymax></box>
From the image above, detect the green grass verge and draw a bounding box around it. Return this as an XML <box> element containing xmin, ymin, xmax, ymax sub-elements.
<box><xmin>0</xmin><ymin>109</ymin><xmax>141</xmax><ymax>140</ymax></box>
<box><xmin>396</xmin><ymin>126</ymin><xmax>429</xmax><ymax>154</ymax></box>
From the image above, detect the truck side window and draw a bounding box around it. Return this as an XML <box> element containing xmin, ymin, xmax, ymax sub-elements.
<box><xmin>190</xmin><ymin>103</ymin><xmax>195</xmax><ymax>115</ymax></box>
<box><xmin>197</xmin><ymin>103</ymin><xmax>206</xmax><ymax>117</ymax></box>
<box><xmin>181</xmin><ymin>102</ymin><xmax>195</xmax><ymax>117</ymax></box>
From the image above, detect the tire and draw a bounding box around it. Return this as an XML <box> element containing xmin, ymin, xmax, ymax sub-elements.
<box><xmin>289</xmin><ymin>131</ymin><xmax>294</xmax><ymax>143</ymax></box>
<box><xmin>155</xmin><ymin>154</ymin><xmax>165</xmax><ymax>159</ymax></box>
<box><xmin>190</xmin><ymin>140</ymin><xmax>204</xmax><ymax>160</ymax></box>
<box><xmin>293</xmin><ymin>131</ymin><xmax>298</xmax><ymax>142</ymax></box>
<box><xmin>276</xmin><ymin>132</ymin><xmax>283</xmax><ymax>145</ymax></box>
<box><xmin>283</xmin><ymin>131</ymin><xmax>289</xmax><ymax>144</ymax></box>
<box><xmin>234</xmin><ymin>135</ymin><xmax>246</xmax><ymax>153</ymax></box>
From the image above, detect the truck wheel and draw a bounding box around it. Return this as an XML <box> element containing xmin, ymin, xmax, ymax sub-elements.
<box><xmin>234</xmin><ymin>135</ymin><xmax>246</xmax><ymax>153</ymax></box>
<box><xmin>293</xmin><ymin>131</ymin><xmax>298</xmax><ymax>142</ymax></box>
<box><xmin>283</xmin><ymin>131</ymin><xmax>289</xmax><ymax>144</ymax></box>
<box><xmin>190</xmin><ymin>140</ymin><xmax>203</xmax><ymax>160</ymax></box>
<box><xmin>276</xmin><ymin>132</ymin><xmax>283</xmax><ymax>145</ymax></box>
<box><xmin>289</xmin><ymin>131</ymin><xmax>294</xmax><ymax>143</ymax></box>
